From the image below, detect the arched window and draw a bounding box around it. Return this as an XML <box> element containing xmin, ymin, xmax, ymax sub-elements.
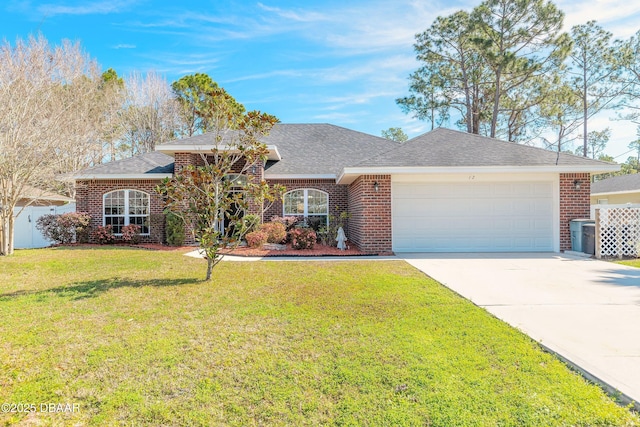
<box><xmin>283</xmin><ymin>189</ymin><xmax>329</xmax><ymax>226</ymax></box>
<box><xmin>103</xmin><ymin>190</ymin><xmax>150</xmax><ymax>235</ymax></box>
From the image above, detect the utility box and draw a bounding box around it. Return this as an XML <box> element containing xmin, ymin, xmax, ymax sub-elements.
<box><xmin>570</xmin><ymin>219</ymin><xmax>594</xmax><ymax>252</ymax></box>
<box><xmin>582</xmin><ymin>223</ymin><xmax>596</xmax><ymax>255</ymax></box>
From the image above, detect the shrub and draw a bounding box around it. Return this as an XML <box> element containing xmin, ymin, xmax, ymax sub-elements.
<box><xmin>36</xmin><ymin>212</ymin><xmax>91</xmax><ymax>244</ymax></box>
<box><xmin>260</xmin><ymin>222</ymin><xmax>287</xmax><ymax>243</ymax></box>
<box><xmin>290</xmin><ymin>227</ymin><xmax>316</xmax><ymax>250</ymax></box>
<box><xmin>92</xmin><ymin>225</ymin><xmax>115</xmax><ymax>244</ymax></box>
<box><xmin>270</xmin><ymin>216</ymin><xmax>300</xmax><ymax>232</ymax></box>
<box><xmin>165</xmin><ymin>212</ymin><xmax>185</xmax><ymax>246</ymax></box>
<box><xmin>306</xmin><ymin>216</ymin><xmax>324</xmax><ymax>233</ymax></box>
<box><xmin>120</xmin><ymin>224</ymin><xmax>141</xmax><ymax>243</ymax></box>
<box><xmin>241</xmin><ymin>214</ymin><xmax>261</xmax><ymax>235</ymax></box>
<box><xmin>149</xmin><ymin>213</ymin><xmax>165</xmax><ymax>244</ymax></box>
<box><xmin>319</xmin><ymin>211</ymin><xmax>351</xmax><ymax>247</ymax></box>
<box><xmin>246</xmin><ymin>230</ymin><xmax>268</xmax><ymax>248</ymax></box>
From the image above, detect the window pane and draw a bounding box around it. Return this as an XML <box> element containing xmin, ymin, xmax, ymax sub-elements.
<box><xmin>105</xmin><ymin>216</ymin><xmax>124</xmax><ymax>234</ymax></box>
<box><xmin>308</xmin><ymin>214</ymin><xmax>328</xmax><ymax>228</ymax></box>
<box><xmin>284</xmin><ymin>190</ymin><xmax>305</xmax><ymax>215</ymax></box>
<box><xmin>307</xmin><ymin>190</ymin><xmax>328</xmax><ymax>214</ymax></box>
<box><xmin>225</xmin><ymin>174</ymin><xmax>248</xmax><ymax>188</ymax></box>
<box><xmin>130</xmin><ymin>216</ymin><xmax>149</xmax><ymax>234</ymax></box>
<box><xmin>128</xmin><ymin>191</ymin><xmax>149</xmax><ymax>215</ymax></box>
<box><xmin>104</xmin><ymin>190</ymin><xmax>125</xmax><ymax>216</ymax></box>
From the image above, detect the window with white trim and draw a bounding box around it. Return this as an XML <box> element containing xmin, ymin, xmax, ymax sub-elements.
<box><xmin>283</xmin><ymin>189</ymin><xmax>329</xmax><ymax>226</ymax></box>
<box><xmin>103</xmin><ymin>190</ymin><xmax>150</xmax><ymax>234</ymax></box>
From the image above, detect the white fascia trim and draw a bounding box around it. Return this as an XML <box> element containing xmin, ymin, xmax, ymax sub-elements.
<box><xmin>156</xmin><ymin>144</ymin><xmax>210</xmax><ymax>152</ymax></box>
<box><xmin>268</xmin><ymin>146</ymin><xmax>282</xmax><ymax>161</ymax></box>
<box><xmin>591</xmin><ymin>189</ymin><xmax>640</xmax><ymax>197</ymax></box>
<box><xmin>337</xmin><ymin>165</ymin><xmax>621</xmax><ymax>184</ymax></box>
<box><xmin>156</xmin><ymin>144</ymin><xmax>282</xmax><ymax>161</ymax></box>
<box><xmin>75</xmin><ymin>174</ymin><xmax>172</xmax><ymax>180</ymax></box>
<box><xmin>265</xmin><ymin>174</ymin><xmax>337</xmax><ymax>180</ymax></box>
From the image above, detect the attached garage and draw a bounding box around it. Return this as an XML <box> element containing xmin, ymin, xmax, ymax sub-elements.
<box><xmin>392</xmin><ymin>175</ymin><xmax>559</xmax><ymax>253</ymax></box>
<box><xmin>337</xmin><ymin>128</ymin><xmax>617</xmax><ymax>254</ymax></box>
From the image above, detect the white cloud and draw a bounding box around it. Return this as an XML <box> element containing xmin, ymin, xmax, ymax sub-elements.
<box><xmin>558</xmin><ymin>0</ymin><xmax>640</xmax><ymax>38</ymax></box>
<box><xmin>112</xmin><ymin>44</ymin><xmax>136</xmax><ymax>49</ymax></box>
<box><xmin>257</xmin><ymin>3</ymin><xmax>329</xmax><ymax>23</ymax></box>
<box><xmin>37</xmin><ymin>0</ymin><xmax>135</xmax><ymax>16</ymax></box>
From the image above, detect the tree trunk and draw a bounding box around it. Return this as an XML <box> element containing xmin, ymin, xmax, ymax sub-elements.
<box><xmin>206</xmin><ymin>257</ymin><xmax>214</xmax><ymax>281</ymax></box>
<box><xmin>491</xmin><ymin>68</ymin><xmax>502</xmax><ymax>138</ymax></box>
<box><xmin>583</xmin><ymin>64</ymin><xmax>588</xmax><ymax>157</ymax></box>
<box><xmin>8</xmin><ymin>214</ymin><xmax>14</xmax><ymax>255</ymax></box>
<box><xmin>0</xmin><ymin>212</ymin><xmax>10</xmax><ymax>256</ymax></box>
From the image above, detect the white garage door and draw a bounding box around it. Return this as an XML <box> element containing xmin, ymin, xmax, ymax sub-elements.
<box><xmin>392</xmin><ymin>181</ymin><xmax>554</xmax><ymax>252</ymax></box>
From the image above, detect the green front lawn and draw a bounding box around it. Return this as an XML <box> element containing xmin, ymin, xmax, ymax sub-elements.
<box><xmin>1</xmin><ymin>248</ymin><xmax>637</xmax><ymax>426</ymax></box>
<box><xmin>617</xmin><ymin>259</ymin><xmax>640</xmax><ymax>268</ymax></box>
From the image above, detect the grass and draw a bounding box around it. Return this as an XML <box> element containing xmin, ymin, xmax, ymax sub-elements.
<box><xmin>617</xmin><ymin>258</ymin><xmax>640</xmax><ymax>268</ymax></box>
<box><xmin>0</xmin><ymin>248</ymin><xmax>638</xmax><ymax>426</ymax></box>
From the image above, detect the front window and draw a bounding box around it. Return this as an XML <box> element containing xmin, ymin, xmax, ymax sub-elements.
<box><xmin>224</xmin><ymin>174</ymin><xmax>248</xmax><ymax>189</ymax></box>
<box><xmin>283</xmin><ymin>189</ymin><xmax>329</xmax><ymax>226</ymax></box>
<box><xmin>103</xmin><ymin>190</ymin><xmax>150</xmax><ymax>234</ymax></box>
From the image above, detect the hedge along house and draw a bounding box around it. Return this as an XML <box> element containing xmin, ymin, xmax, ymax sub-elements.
<box><xmin>73</xmin><ymin>124</ymin><xmax>618</xmax><ymax>254</ymax></box>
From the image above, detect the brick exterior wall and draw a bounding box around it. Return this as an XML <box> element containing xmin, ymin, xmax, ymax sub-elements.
<box><xmin>347</xmin><ymin>175</ymin><xmax>392</xmax><ymax>254</ymax></box>
<box><xmin>559</xmin><ymin>172</ymin><xmax>591</xmax><ymax>251</ymax></box>
<box><xmin>263</xmin><ymin>179</ymin><xmax>348</xmax><ymax>224</ymax></box>
<box><xmin>75</xmin><ymin>179</ymin><xmax>166</xmax><ymax>244</ymax></box>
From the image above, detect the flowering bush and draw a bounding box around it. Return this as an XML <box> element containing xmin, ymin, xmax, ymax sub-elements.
<box><xmin>120</xmin><ymin>224</ymin><xmax>141</xmax><ymax>243</ymax></box>
<box><xmin>246</xmin><ymin>230</ymin><xmax>268</xmax><ymax>248</ymax></box>
<box><xmin>36</xmin><ymin>212</ymin><xmax>91</xmax><ymax>244</ymax></box>
<box><xmin>260</xmin><ymin>222</ymin><xmax>287</xmax><ymax>243</ymax></box>
<box><xmin>290</xmin><ymin>227</ymin><xmax>316</xmax><ymax>250</ymax></box>
<box><xmin>92</xmin><ymin>225</ymin><xmax>115</xmax><ymax>244</ymax></box>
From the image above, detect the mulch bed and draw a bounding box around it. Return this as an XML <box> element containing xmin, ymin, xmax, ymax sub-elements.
<box><xmin>221</xmin><ymin>243</ymin><xmax>366</xmax><ymax>257</ymax></box>
<box><xmin>50</xmin><ymin>243</ymin><xmax>377</xmax><ymax>257</ymax></box>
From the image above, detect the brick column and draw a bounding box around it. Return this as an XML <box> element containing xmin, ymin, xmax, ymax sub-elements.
<box><xmin>347</xmin><ymin>175</ymin><xmax>392</xmax><ymax>254</ymax></box>
<box><xmin>246</xmin><ymin>162</ymin><xmax>265</xmax><ymax>219</ymax></box>
<box><xmin>559</xmin><ymin>173</ymin><xmax>591</xmax><ymax>251</ymax></box>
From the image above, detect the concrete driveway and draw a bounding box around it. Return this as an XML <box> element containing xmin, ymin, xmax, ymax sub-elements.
<box><xmin>401</xmin><ymin>252</ymin><xmax>640</xmax><ymax>407</ymax></box>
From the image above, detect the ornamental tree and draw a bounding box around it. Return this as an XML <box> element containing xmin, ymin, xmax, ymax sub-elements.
<box><xmin>157</xmin><ymin>88</ymin><xmax>284</xmax><ymax>280</ymax></box>
<box><xmin>0</xmin><ymin>35</ymin><xmax>104</xmax><ymax>255</ymax></box>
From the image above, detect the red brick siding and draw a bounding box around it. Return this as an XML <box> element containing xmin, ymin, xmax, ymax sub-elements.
<box><xmin>174</xmin><ymin>153</ymin><xmax>198</xmax><ymax>172</ymax></box>
<box><xmin>559</xmin><ymin>173</ymin><xmax>591</xmax><ymax>251</ymax></box>
<box><xmin>76</xmin><ymin>179</ymin><xmax>166</xmax><ymax>244</ymax></box>
<box><xmin>347</xmin><ymin>175</ymin><xmax>392</xmax><ymax>254</ymax></box>
<box><xmin>263</xmin><ymin>179</ymin><xmax>348</xmax><ymax>225</ymax></box>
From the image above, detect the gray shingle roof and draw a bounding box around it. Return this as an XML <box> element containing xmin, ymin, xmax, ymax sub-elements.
<box><xmin>76</xmin><ymin>126</ymin><xmax>617</xmax><ymax>180</ymax></box>
<box><xmin>74</xmin><ymin>152</ymin><xmax>174</xmax><ymax>178</ymax></box>
<box><xmin>591</xmin><ymin>173</ymin><xmax>640</xmax><ymax>194</ymax></box>
<box><xmin>260</xmin><ymin>123</ymin><xmax>398</xmax><ymax>175</ymax></box>
<box><xmin>355</xmin><ymin>128</ymin><xmax>615</xmax><ymax>168</ymax></box>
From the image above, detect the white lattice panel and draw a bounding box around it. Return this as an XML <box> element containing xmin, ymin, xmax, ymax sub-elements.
<box><xmin>597</xmin><ymin>207</ymin><xmax>640</xmax><ymax>258</ymax></box>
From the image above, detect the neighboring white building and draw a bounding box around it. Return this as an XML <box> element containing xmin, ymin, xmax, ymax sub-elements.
<box><xmin>12</xmin><ymin>187</ymin><xmax>75</xmax><ymax>249</ymax></box>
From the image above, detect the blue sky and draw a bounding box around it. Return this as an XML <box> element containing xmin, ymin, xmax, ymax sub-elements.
<box><xmin>4</xmin><ymin>0</ymin><xmax>640</xmax><ymax>160</ymax></box>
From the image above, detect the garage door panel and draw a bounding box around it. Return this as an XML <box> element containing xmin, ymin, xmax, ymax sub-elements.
<box><xmin>392</xmin><ymin>181</ymin><xmax>554</xmax><ymax>252</ymax></box>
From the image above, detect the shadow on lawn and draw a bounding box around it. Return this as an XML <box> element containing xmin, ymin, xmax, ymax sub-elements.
<box><xmin>0</xmin><ymin>277</ymin><xmax>201</xmax><ymax>301</ymax></box>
